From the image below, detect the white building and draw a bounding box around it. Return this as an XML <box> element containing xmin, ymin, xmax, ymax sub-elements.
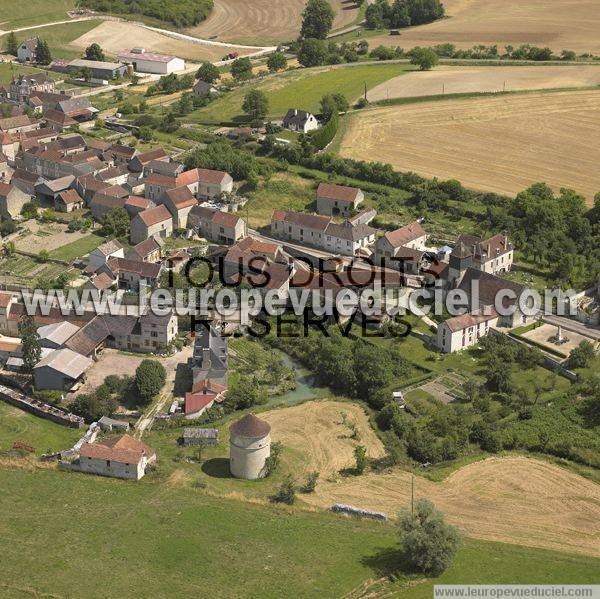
<box><xmin>117</xmin><ymin>48</ymin><xmax>185</xmax><ymax>74</ymax></box>
<box><xmin>229</xmin><ymin>414</ymin><xmax>271</xmax><ymax>480</ymax></box>
<box><xmin>436</xmin><ymin>309</ymin><xmax>499</xmax><ymax>353</ymax></box>
<box><xmin>78</xmin><ymin>434</ymin><xmax>156</xmax><ymax>480</ymax></box>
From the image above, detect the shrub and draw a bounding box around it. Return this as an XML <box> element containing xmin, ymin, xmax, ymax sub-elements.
<box><xmin>301</xmin><ymin>471</ymin><xmax>319</xmax><ymax>493</ymax></box>
<box><xmin>271</xmin><ymin>475</ymin><xmax>296</xmax><ymax>504</ymax></box>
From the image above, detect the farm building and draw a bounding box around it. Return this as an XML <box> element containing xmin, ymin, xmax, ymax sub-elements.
<box><xmin>0</xmin><ymin>183</ymin><xmax>29</xmax><ymax>219</ymax></box>
<box><xmin>55</xmin><ymin>59</ymin><xmax>128</xmax><ymax>80</ymax></box>
<box><xmin>117</xmin><ymin>49</ymin><xmax>185</xmax><ymax>74</ymax></box>
<box><xmin>183</xmin><ymin>428</ymin><xmax>219</xmax><ymax>446</ymax></box>
<box><xmin>229</xmin><ymin>413</ymin><xmax>271</xmax><ymax>480</ymax></box>
<box><xmin>33</xmin><ymin>348</ymin><xmax>93</xmax><ymax>391</ymax></box>
<box><xmin>98</xmin><ymin>416</ymin><xmax>130</xmax><ymax>432</ymax></box>
<box><xmin>78</xmin><ymin>434</ymin><xmax>156</xmax><ymax>480</ymax></box>
<box><xmin>316</xmin><ymin>182</ymin><xmax>364</xmax><ymax>217</ymax></box>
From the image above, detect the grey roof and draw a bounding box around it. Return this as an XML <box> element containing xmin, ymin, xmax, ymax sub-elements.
<box><xmin>34</xmin><ymin>348</ymin><xmax>93</xmax><ymax>379</ymax></box>
<box><xmin>183</xmin><ymin>427</ymin><xmax>218</xmax><ymax>439</ymax></box>
<box><xmin>325</xmin><ymin>222</ymin><xmax>377</xmax><ymax>242</ymax></box>
<box><xmin>36</xmin><ymin>175</ymin><xmax>75</xmax><ymax>193</ymax></box>
<box><xmin>94</xmin><ymin>239</ymin><xmax>123</xmax><ymax>256</ymax></box>
<box><xmin>68</xmin><ymin>59</ymin><xmax>125</xmax><ymax>71</ymax></box>
<box><xmin>283</xmin><ymin>108</ymin><xmax>316</xmax><ymax>127</ymax></box>
<box><xmin>37</xmin><ymin>321</ymin><xmax>80</xmax><ymax>345</ymax></box>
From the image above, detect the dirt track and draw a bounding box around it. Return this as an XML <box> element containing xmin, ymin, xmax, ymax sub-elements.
<box><xmin>340</xmin><ymin>89</ymin><xmax>600</xmax><ymax>202</ymax></box>
<box><xmin>365</xmin><ymin>0</ymin><xmax>600</xmax><ymax>54</ymax></box>
<box><xmin>188</xmin><ymin>0</ymin><xmax>360</xmax><ymax>45</ymax></box>
<box><xmin>368</xmin><ymin>65</ymin><xmax>600</xmax><ymax>101</ymax></box>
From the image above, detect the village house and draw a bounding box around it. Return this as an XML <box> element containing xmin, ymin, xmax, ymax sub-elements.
<box><xmin>54</xmin><ymin>188</ymin><xmax>84</xmax><ymax>212</ymax></box>
<box><xmin>436</xmin><ymin>308</ymin><xmax>499</xmax><ymax>353</ymax></box>
<box><xmin>35</xmin><ymin>175</ymin><xmax>75</xmax><ymax>203</ymax></box>
<box><xmin>452</xmin><ymin>233</ymin><xmax>514</xmax><ymax>276</ymax></box>
<box><xmin>97</xmin><ymin>257</ymin><xmax>162</xmax><ymax>291</ymax></box>
<box><xmin>0</xmin><ymin>182</ymin><xmax>29</xmax><ymax>219</ymax></box>
<box><xmin>188</xmin><ymin>323</ymin><xmax>229</xmax><ymax>390</ymax></box>
<box><xmin>282</xmin><ymin>109</ymin><xmax>319</xmax><ymax>133</ymax></box>
<box><xmin>145</xmin><ymin>168</ymin><xmax>233</xmax><ymax>202</ymax></box>
<box><xmin>17</xmin><ymin>38</ymin><xmax>37</xmax><ymax>63</ymax></box>
<box><xmin>316</xmin><ymin>182</ymin><xmax>364</xmax><ymax>216</ymax></box>
<box><xmin>126</xmin><ymin>236</ymin><xmax>163</xmax><ymax>263</ymax></box>
<box><xmin>160</xmin><ymin>185</ymin><xmax>197</xmax><ymax>229</ymax></box>
<box><xmin>143</xmin><ymin>159</ymin><xmax>184</xmax><ymax>179</ymax></box>
<box><xmin>10</xmin><ymin>168</ymin><xmax>40</xmax><ymax>196</ymax></box>
<box><xmin>109</xmin><ymin>143</ymin><xmax>138</xmax><ymax>165</ymax></box>
<box><xmin>124</xmin><ymin>195</ymin><xmax>155</xmax><ymax>217</ymax></box>
<box><xmin>78</xmin><ymin>434</ymin><xmax>156</xmax><ymax>480</ymax></box>
<box><xmin>271</xmin><ymin>210</ymin><xmax>376</xmax><ymax>257</ymax></box>
<box><xmin>128</xmin><ymin>148</ymin><xmax>168</xmax><ymax>173</ymax></box>
<box><xmin>33</xmin><ymin>348</ymin><xmax>93</xmax><ymax>391</ymax></box>
<box><xmin>374</xmin><ymin>221</ymin><xmax>428</xmax><ymax>270</ymax></box>
<box><xmin>348</xmin><ymin>208</ymin><xmax>377</xmax><ymax>227</ymax></box>
<box><xmin>43</xmin><ymin>108</ymin><xmax>77</xmax><ymax>132</ymax></box>
<box><xmin>75</xmin><ymin>173</ymin><xmax>111</xmax><ymax>204</ymax></box>
<box><xmin>193</xmin><ymin>80</ymin><xmax>219</xmax><ymax>98</ymax></box>
<box><xmin>7</xmin><ymin>73</ymin><xmax>55</xmax><ymax>102</ymax></box>
<box><xmin>0</xmin><ymin>152</ymin><xmax>11</xmax><ymax>182</ymax></box>
<box><xmin>37</xmin><ymin>321</ymin><xmax>81</xmax><ymax>349</ymax></box>
<box><xmin>97</xmin><ymin>164</ymin><xmax>130</xmax><ymax>186</ymax></box>
<box><xmin>88</xmin><ymin>239</ymin><xmax>125</xmax><ymax>270</ymax></box>
<box><xmin>187</xmin><ymin>205</ymin><xmax>247</xmax><ymax>244</ymax></box>
<box><xmin>130</xmin><ymin>204</ymin><xmax>173</xmax><ymax>244</ymax></box>
<box><xmin>0</xmin><ymin>114</ymin><xmax>39</xmax><ymax>135</ymax></box>
<box><xmin>90</xmin><ymin>192</ymin><xmax>127</xmax><ymax>221</ymax></box>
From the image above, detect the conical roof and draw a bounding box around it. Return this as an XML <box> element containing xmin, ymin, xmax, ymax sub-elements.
<box><xmin>230</xmin><ymin>413</ymin><xmax>271</xmax><ymax>438</ymax></box>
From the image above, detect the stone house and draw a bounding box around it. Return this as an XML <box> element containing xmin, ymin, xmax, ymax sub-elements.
<box><xmin>90</xmin><ymin>192</ymin><xmax>126</xmax><ymax>221</ymax></box>
<box><xmin>0</xmin><ymin>182</ymin><xmax>29</xmax><ymax>219</ymax></box>
<box><xmin>436</xmin><ymin>309</ymin><xmax>499</xmax><ymax>353</ymax></box>
<box><xmin>316</xmin><ymin>182</ymin><xmax>364</xmax><ymax>216</ymax></box>
<box><xmin>55</xmin><ymin>188</ymin><xmax>84</xmax><ymax>212</ymax></box>
<box><xmin>98</xmin><ymin>257</ymin><xmax>162</xmax><ymax>291</ymax></box>
<box><xmin>193</xmin><ymin>80</ymin><xmax>218</xmax><ymax>98</ymax></box>
<box><xmin>17</xmin><ymin>38</ymin><xmax>37</xmax><ymax>63</ymax></box>
<box><xmin>78</xmin><ymin>435</ymin><xmax>156</xmax><ymax>480</ymax></box>
<box><xmin>160</xmin><ymin>185</ymin><xmax>197</xmax><ymax>229</ymax></box>
<box><xmin>187</xmin><ymin>205</ymin><xmax>247</xmax><ymax>244</ymax></box>
<box><xmin>0</xmin><ymin>114</ymin><xmax>38</xmax><ymax>135</ymax></box>
<box><xmin>451</xmin><ymin>233</ymin><xmax>514</xmax><ymax>277</ymax></box>
<box><xmin>88</xmin><ymin>239</ymin><xmax>125</xmax><ymax>270</ymax></box>
<box><xmin>130</xmin><ymin>204</ymin><xmax>173</xmax><ymax>244</ymax></box>
<box><xmin>126</xmin><ymin>236</ymin><xmax>163</xmax><ymax>263</ymax></box>
<box><xmin>128</xmin><ymin>148</ymin><xmax>168</xmax><ymax>173</ymax></box>
<box><xmin>374</xmin><ymin>221</ymin><xmax>428</xmax><ymax>269</ymax></box>
<box><xmin>124</xmin><ymin>195</ymin><xmax>155</xmax><ymax>217</ymax></box>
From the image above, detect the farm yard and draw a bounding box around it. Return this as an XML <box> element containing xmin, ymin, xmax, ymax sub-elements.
<box><xmin>339</xmin><ymin>89</ymin><xmax>600</xmax><ymax>201</ymax></box>
<box><xmin>68</xmin><ymin>20</ymin><xmax>255</xmax><ymax>63</ymax></box>
<box><xmin>187</xmin><ymin>0</ymin><xmax>361</xmax><ymax>46</ymax></box>
<box><xmin>368</xmin><ymin>64</ymin><xmax>600</xmax><ymax>102</ymax></box>
<box><xmin>362</xmin><ymin>0</ymin><xmax>600</xmax><ymax>55</ymax></box>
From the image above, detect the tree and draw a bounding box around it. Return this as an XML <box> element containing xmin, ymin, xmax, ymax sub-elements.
<box><xmin>399</xmin><ymin>498</ymin><xmax>460</xmax><ymax>576</ymax></box>
<box><xmin>19</xmin><ymin>315</ymin><xmax>41</xmax><ymax>373</ymax></box>
<box><xmin>6</xmin><ymin>31</ymin><xmax>18</xmax><ymax>56</ymax></box>
<box><xmin>302</xmin><ymin>471</ymin><xmax>319</xmax><ymax>493</ymax></box>
<box><xmin>297</xmin><ymin>38</ymin><xmax>329</xmax><ymax>67</ymax></box>
<box><xmin>267</xmin><ymin>52</ymin><xmax>287</xmax><ymax>73</ymax></box>
<box><xmin>101</xmin><ymin>207</ymin><xmax>130</xmax><ymax>238</ymax></box>
<box><xmin>242</xmin><ymin>89</ymin><xmax>269</xmax><ymax>122</ymax></box>
<box><xmin>410</xmin><ymin>47</ymin><xmax>439</xmax><ymax>70</ymax></box>
<box><xmin>35</xmin><ymin>39</ymin><xmax>52</xmax><ymax>65</ymax></box>
<box><xmin>272</xmin><ymin>475</ymin><xmax>296</xmax><ymax>504</ymax></box>
<box><xmin>230</xmin><ymin>57</ymin><xmax>253</xmax><ymax>81</ymax></box>
<box><xmin>85</xmin><ymin>43</ymin><xmax>105</xmax><ymax>62</ymax></box>
<box><xmin>301</xmin><ymin>0</ymin><xmax>335</xmax><ymax>39</ymax></box>
<box><xmin>77</xmin><ymin>67</ymin><xmax>93</xmax><ymax>82</ymax></box>
<box><xmin>196</xmin><ymin>62</ymin><xmax>220</xmax><ymax>83</ymax></box>
<box><xmin>354</xmin><ymin>445</ymin><xmax>367</xmax><ymax>474</ymax></box>
<box><xmin>135</xmin><ymin>359</ymin><xmax>167</xmax><ymax>403</ymax></box>
<box><xmin>319</xmin><ymin>93</ymin><xmax>349</xmax><ymax>120</ymax></box>
<box><xmin>569</xmin><ymin>340</ymin><xmax>595</xmax><ymax>369</ymax></box>
<box><xmin>175</xmin><ymin>91</ymin><xmax>194</xmax><ymax>116</ymax></box>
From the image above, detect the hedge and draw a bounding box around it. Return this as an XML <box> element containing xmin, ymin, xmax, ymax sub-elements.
<box><xmin>310</xmin><ymin>112</ymin><xmax>339</xmax><ymax>150</ymax></box>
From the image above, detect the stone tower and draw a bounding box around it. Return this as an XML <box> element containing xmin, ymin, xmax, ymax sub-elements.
<box><xmin>229</xmin><ymin>413</ymin><xmax>271</xmax><ymax>480</ymax></box>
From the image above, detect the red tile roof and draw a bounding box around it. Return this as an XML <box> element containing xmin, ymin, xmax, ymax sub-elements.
<box><xmin>80</xmin><ymin>434</ymin><xmax>155</xmax><ymax>463</ymax></box>
<box><xmin>184</xmin><ymin>391</ymin><xmax>217</xmax><ymax>415</ymax></box>
<box><xmin>384</xmin><ymin>221</ymin><xmax>426</xmax><ymax>248</ymax></box>
<box><xmin>57</xmin><ymin>189</ymin><xmax>83</xmax><ymax>205</ymax></box>
<box><xmin>137</xmin><ymin>204</ymin><xmax>172</xmax><ymax>227</ymax></box>
<box><xmin>444</xmin><ymin>308</ymin><xmax>499</xmax><ymax>333</ymax></box>
<box><xmin>317</xmin><ymin>182</ymin><xmax>362</xmax><ymax>204</ymax></box>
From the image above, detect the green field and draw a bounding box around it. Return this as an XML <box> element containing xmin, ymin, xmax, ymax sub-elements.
<box><xmin>48</xmin><ymin>233</ymin><xmax>105</xmax><ymax>261</ymax></box>
<box><xmin>190</xmin><ymin>63</ymin><xmax>410</xmax><ymax>124</ymax></box>
<box><xmin>0</xmin><ymin>62</ymin><xmax>64</xmax><ymax>84</ymax></box>
<box><xmin>0</xmin><ymin>466</ymin><xmax>598</xmax><ymax>598</ymax></box>
<box><xmin>1</xmin><ymin>20</ymin><xmax>100</xmax><ymax>59</ymax></box>
<box><xmin>0</xmin><ymin>0</ymin><xmax>76</xmax><ymax>29</ymax></box>
<box><xmin>0</xmin><ymin>401</ymin><xmax>80</xmax><ymax>454</ymax></box>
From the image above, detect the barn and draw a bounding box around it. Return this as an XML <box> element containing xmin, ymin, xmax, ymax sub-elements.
<box><xmin>117</xmin><ymin>48</ymin><xmax>185</xmax><ymax>74</ymax></box>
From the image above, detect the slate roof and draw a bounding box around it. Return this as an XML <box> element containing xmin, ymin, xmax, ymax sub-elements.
<box><xmin>230</xmin><ymin>413</ymin><xmax>271</xmax><ymax>438</ymax></box>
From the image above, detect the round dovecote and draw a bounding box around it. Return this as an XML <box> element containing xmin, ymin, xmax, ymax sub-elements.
<box><xmin>229</xmin><ymin>414</ymin><xmax>271</xmax><ymax>480</ymax></box>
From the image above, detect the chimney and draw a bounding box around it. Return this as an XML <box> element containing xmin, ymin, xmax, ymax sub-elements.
<box><xmin>202</xmin><ymin>347</ymin><xmax>211</xmax><ymax>369</ymax></box>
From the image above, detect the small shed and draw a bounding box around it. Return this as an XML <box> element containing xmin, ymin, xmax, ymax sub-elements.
<box><xmin>183</xmin><ymin>427</ymin><xmax>219</xmax><ymax>446</ymax></box>
<box><xmin>98</xmin><ymin>416</ymin><xmax>130</xmax><ymax>432</ymax></box>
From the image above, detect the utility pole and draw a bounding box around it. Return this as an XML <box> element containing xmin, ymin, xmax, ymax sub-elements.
<box><xmin>411</xmin><ymin>472</ymin><xmax>414</xmax><ymax>516</ymax></box>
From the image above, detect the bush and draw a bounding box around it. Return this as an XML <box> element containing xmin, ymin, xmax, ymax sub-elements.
<box><xmin>354</xmin><ymin>445</ymin><xmax>367</xmax><ymax>474</ymax></box>
<box><xmin>301</xmin><ymin>471</ymin><xmax>319</xmax><ymax>493</ymax></box>
<box><xmin>399</xmin><ymin>498</ymin><xmax>460</xmax><ymax>576</ymax></box>
<box><xmin>271</xmin><ymin>475</ymin><xmax>296</xmax><ymax>504</ymax></box>
<box><xmin>264</xmin><ymin>441</ymin><xmax>283</xmax><ymax>476</ymax></box>
<box><xmin>309</xmin><ymin>111</ymin><xmax>338</xmax><ymax>150</ymax></box>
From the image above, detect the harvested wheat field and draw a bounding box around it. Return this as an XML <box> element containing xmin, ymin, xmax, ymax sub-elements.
<box><xmin>261</xmin><ymin>400</ymin><xmax>385</xmax><ymax>476</ymax></box>
<box><xmin>301</xmin><ymin>455</ymin><xmax>600</xmax><ymax>557</ymax></box>
<box><xmin>369</xmin><ymin>65</ymin><xmax>600</xmax><ymax>101</ymax></box>
<box><xmin>69</xmin><ymin>20</ymin><xmax>252</xmax><ymax>63</ymax></box>
<box><xmin>340</xmin><ymin>89</ymin><xmax>600</xmax><ymax>201</ymax></box>
<box><xmin>365</xmin><ymin>0</ymin><xmax>600</xmax><ymax>54</ymax></box>
<box><xmin>188</xmin><ymin>0</ymin><xmax>360</xmax><ymax>45</ymax></box>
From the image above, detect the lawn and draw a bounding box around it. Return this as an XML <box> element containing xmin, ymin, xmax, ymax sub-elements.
<box><xmin>0</xmin><ymin>467</ymin><xmax>598</xmax><ymax>598</ymax></box>
<box><xmin>1</xmin><ymin>20</ymin><xmax>101</xmax><ymax>59</ymax></box>
<box><xmin>48</xmin><ymin>233</ymin><xmax>105</xmax><ymax>261</ymax></box>
<box><xmin>0</xmin><ymin>0</ymin><xmax>75</xmax><ymax>29</ymax></box>
<box><xmin>0</xmin><ymin>62</ymin><xmax>63</xmax><ymax>84</ymax></box>
<box><xmin>0</xmin><ymin>401</ymin><xmax>80</xmax><ymax>455</ymax></box>
<box><xmin>189</xmin><ymin>63</ymin><xmax>410</xmax><ymax>124</ymax></box>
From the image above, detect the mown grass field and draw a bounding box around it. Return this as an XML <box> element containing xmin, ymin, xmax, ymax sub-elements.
<box><xmin>0</xmin><ymin>401</ymin><xmax>80</xmax><ymax>454</ymax></box>
<box><xmin>0</xmin><ymin>62</ymin><xmax>63</xmax><ymax>84</ymax></box>
<box><xmin>190</xmin><ymin>63</ymin><xmax>409</xmax><ymax>124</ymax></box>
<box><xmin>0</xmin><ymin>466</ymin><xmax>598</xmax><ymax>598</ymax></box>
<box><xmin>0</xmin><ymin>0</ymin><xmax>75</xmax><ymax>29</ymax></box>
<box><xmin>48</xmin><ymin>233</ymin><xmax>105</xmax><ymax>261</ymax></box>
<box><xmin>1</xmin><ymin>20</ymin><xmax>100</xmax><ymax>59</ymax></box>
